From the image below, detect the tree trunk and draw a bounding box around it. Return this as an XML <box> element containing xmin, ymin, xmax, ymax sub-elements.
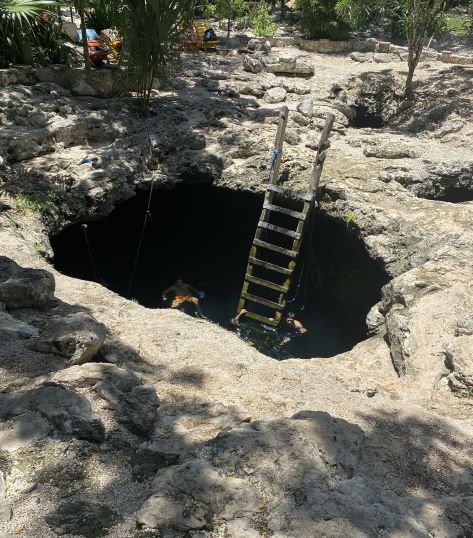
<box><xmin>404</xmin><ymin>42</ymin><xmax>421</xmax><ymax>99</ymax></box>
<box><xmin>281</xmin><ymin>0</ymin><xmax>285</xmax><ymax>19</ymax></box>
<box><xmin>78</xmin><ymin>2</ymin><xmax>91</xmax><ymax>69</ymax></box>
<box><xmin>227</xmin><ymin>1</ymin><xmax>231</xmax><ymax>38</ymax></box>
<box><xmin>19</xmin><ymin>35</ymin><xmax>34</xmax><ymax>65</ymax></box>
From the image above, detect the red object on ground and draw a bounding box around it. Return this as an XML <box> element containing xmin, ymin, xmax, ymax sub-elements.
<box><xmin>87</xmin><ymin>39</ymin><xmax>109</xmax><ymax>65</ymax></box>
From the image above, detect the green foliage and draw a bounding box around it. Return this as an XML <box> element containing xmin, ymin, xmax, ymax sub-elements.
<box><xmin>445</xmin><ymin>13</ymin><xmax>470</xmax><ymax>34</ymax></box>
<box><xmin>15</xmin><ymin>191</ymin><xmax>61</xmax><ymax>213</ymax></box>
<box><xmin>215</xmin><ymin>0</ymin><xmax>248</xmax><ymax>20</ymax></box>
<box><xmin>84</xmin><ymin>0</ymin><xmax>120</xmax><ymax>32</ymax></box>
<box><xmin>295</xmin><ymin>0</ymin><xmax>353</xmax><ymax>39</ymax></box>
<box><xmin>246</xmin><ymin>2</ymin><xmax>278</xmax><ymax>36</ymax></box>
<box><xmin>117</xmin><ymin>0</ymin><xmax>192</xmax><ymax>111</ymax></box>
<box><xmin>203</xmin><ymin>1</ymin><xmax>216</xmax><ymax>18</ymax></box>
<box><xmin>0</xmin><ymin>0</ymin><xmax>70</xmax><ymax>67</ymax></box>
<box><xmin>345</xmin><ymin>212</ymin><xmax>357</xmax><ymax>226</ymax></box>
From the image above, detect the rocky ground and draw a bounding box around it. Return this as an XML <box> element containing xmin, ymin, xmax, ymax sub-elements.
<box><xmin>1</xmin><ymin>39</ymin><xmax>473</xmax><ymax>537</ymax></box>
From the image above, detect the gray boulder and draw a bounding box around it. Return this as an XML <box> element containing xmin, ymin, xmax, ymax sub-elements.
<box><xmin>46</xmin><ymin>499</ymin><xmax>122</xmax><ymax>537</ymax></box>
<box><xmin>364</xmin><ymin>144</ymin><xmax>418</xmax><ymax>159</ymax></box>
<box><xmin>0</xmin><ymin>256</ymin><xmax>55</xmax><ymax>309</ymax></box>
<box><xmin>30</xmin><ymin>311</ymin><xmax>105</xmax><ymax>364</ymax></box>
<box><xmin>137</xmin><ymin>412</ymin><xmax>366</xmax><ymax>534</ymax></box>
<box><xmin>263</xmin><ymin>87</ymin><xmax>287</xmax><ymax>103</ymax></box>
<box><xmin>136</xmin><ymin>460</ymin><xmax>258</xmax><ymax>531</ymax></box>
<box><xmin>243</xmin><ymin>55</ymin><xmax>263</xmax><ymax>74</ymax></box>
<box><xmin>95</xmin><ymin>379</ymin><xmax>158</xmax><ymax>436</ymax></box>
<box><xmin>247</xmin><ymin>38</ymin><xmax>271</xmax><ymax>54</ymax></box>
<box><xmin>265</xmin><ymin>52</ymin><xmax>314</xmax><ymax>77</ymax></box>
<box><xmin>445</xmin><ymin>335</ymin><xmax>473</xmax><ymax>397</ymax></box>
<box><xmin>0</xmin><ymin>311</ymin><xmax>38</xmax><ymax>339</ymax></box>
<box><xmin>297</xmin><ymin>97</ymin><xmax>314</xmax><ymax>118</ymax></box>
<box><xmin>0</xmin><ymin>472</ymin><xmax>12</xmax><ymax>522</ymax></box>
<box><xmin>0</xmin><ymin>411</ymin><xmax>50</xmax><ymax>452</ymax></box>
<box><xmin>0</xmin><ymin>385</ymin><xmax>105</xmax><ymax>442</ymax></box>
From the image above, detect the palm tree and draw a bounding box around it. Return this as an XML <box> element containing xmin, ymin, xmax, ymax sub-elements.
<box><xmin>118</xmin><ymin>0</ymin><xmax>192</xmax><ymax>111</ymax></box>
<box><xmin>71</xmin><ymin>0</ymin><xmax>90</xmax><ymax>68</ymax></box>
<box><xmin>0</xmin><ymin>0</ymin><xmax>61</xmax><ymax>65</ymax></box>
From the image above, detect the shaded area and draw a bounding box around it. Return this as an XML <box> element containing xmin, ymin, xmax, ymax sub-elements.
<box><xmin>51</xmin><ymin>184</ymin><xmax>387</xmax><ymax>359</ymax></box>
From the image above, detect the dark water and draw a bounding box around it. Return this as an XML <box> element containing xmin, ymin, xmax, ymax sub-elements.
<box><xmin>51</xmin><ymin>184</ymin><xmax>388</xmax><ymax>359</ymax></box>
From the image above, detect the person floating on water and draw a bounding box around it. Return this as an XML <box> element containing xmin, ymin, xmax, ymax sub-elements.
<box><xmin>226</xmin><ymin>309</ymin><xmax>248</xmax><ymax>333</ymax></box>
<box><xmin>280</xmin><ymin>311</ymin><xmax>307</xmax><ymax>345</ymax></box>
<box><xmin>271</xmin><ymin>312</ymin><xmax>307</xmax><ymax>347</ymax></box>
<box><xmin>162</xmin><ymin>278</ymin><xmax>203</xmax><ymax>316</ymax></box>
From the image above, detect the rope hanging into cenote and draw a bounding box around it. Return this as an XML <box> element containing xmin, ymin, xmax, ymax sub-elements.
<box><xmin>82</xmin><ymin>223</ymin><xmax>99</xmax><ymax>282</ymax></box>
<box><xmin>126</xmin><ymin>112</ymin><xmax>156</xmax><ymax>298</ymax></box>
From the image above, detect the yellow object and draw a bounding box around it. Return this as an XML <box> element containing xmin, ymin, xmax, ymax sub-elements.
<box><xmin>194</xmin><ymin>21</ymin><xmax>219</xmax><ymax>50</ymax></box>
<box><xmin>171</xmin><ymin>295</ymin><xmax>199</xmax><ymax>308</ymax></box>
<box><xmin>101</xmin><ymin>29</ymin><xmax>122</xmax><ymax>61</ymax></box>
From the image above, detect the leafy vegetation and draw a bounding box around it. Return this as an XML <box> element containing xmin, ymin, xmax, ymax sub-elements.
<box><xmin>0</xmin><ymin>0</ymin><xmax>72</xmax><ymax>67</ymax></box>
<box><xmin>117</xmin><ymin>0</ymin><xmax>192</xmax><ymax>111</ymax></box>
<box><xmin>295</xmin><ymin>0</ymin><xmax>353</xmax><ymax>39</ymax></box>
<box><xmin>336</xmin><ymin>0</ymin><xmax>448</xmax><ymax>97</ymax></box>
<box><xmin>445</xmin><ymin>12</ymin><xmax>470</xmax><ymax>34</ymax></box>
<box><xmin>246</xmin><ymin>2</ymin><xmax>278</xmax><ymax>36</ymax></box>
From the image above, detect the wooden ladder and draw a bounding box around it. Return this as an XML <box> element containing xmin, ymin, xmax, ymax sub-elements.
<box><xmin>238</xmin><ymin>106</ymin><xmax>334</xmax><ymax>327</ymax></box>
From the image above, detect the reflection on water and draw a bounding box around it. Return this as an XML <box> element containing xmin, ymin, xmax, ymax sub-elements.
<box><xmin>51</xmin><ymin>183</ymin><xmax>387</xmax><ymax>359</ymax></box>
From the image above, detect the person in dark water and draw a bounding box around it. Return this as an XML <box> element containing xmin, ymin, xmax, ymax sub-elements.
<box><xmin>278</xmin><ymin>312</ymin><xmax>308</xmax><ymax>346</ymax></box>
<box><xmin>162</xmin><ymin>278</ymin><xmax>203</xmax><ymax>316</ymax></box>
<box><xmin>226</xmin><ymin>309</ymin><xmax>248</xmax><ymax>333</ymax></box>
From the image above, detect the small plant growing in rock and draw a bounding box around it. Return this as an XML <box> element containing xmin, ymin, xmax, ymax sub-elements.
<box><xmin>345</xmin><ymin>212</ymin><xmax>358</xmax><ymax>226</ymax></box>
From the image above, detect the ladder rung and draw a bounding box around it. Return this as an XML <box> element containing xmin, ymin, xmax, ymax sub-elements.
<box><xmin>263</xmin><ymin>202</ymin><xmax>307</xmax><ymax>220</ymax></box>
<box><xmin>245</xmin><ymin>312</ymin><xmax>279</xmax><ymax>327</ymax></box>
<box><xmin>241</xmin><ymin>292</ymin><xmax>284</xmax><ymax>310</ymax></box>
<box><xmin>253</xmin><ymin>239</ymin><xmax>298</xmax><ymax>258</ymax></box>
<box><xmin>258</xmin><ymin>221</ymin><xmax>301</xmax><ymax>240</ymax></box>
<box><xmin>267</xmin><ymin>184</ymin><xmax>315</xmax><ymax>203</ymax></box>
<box><xmin>245</xmin><ymin>274</ymin><xmax>289</xmax><ymax>293</ymax></box>
<box><xmin>249</xmin><ymin>257</ymin><xmax>293</xmax><ymax>275</ymax></box>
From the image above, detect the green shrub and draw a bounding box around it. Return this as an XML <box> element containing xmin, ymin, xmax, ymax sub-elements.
<box><xmin>85</xmin><ymin>0</ymin><xmax>121</xmax><ymax>33</ymax></box>
<box><xmin>246</xmin><ymin>3</ymin><xmax>278</xmax><ymax>36</ymax></box>
<box><xmin>295</xmin><ymin>0</ymin><xmax>352</xmax><ymax>39</ymax></box>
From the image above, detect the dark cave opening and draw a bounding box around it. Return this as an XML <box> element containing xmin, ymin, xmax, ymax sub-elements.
<box><xmin>349</xmin><ymin>100</ymin><xmax>385</xmax><ymax>129</ymax></box>
<box><xmin>51</xmin><ymin>184</ymin><xmax>389</xmax><ymax>359</ymax></box>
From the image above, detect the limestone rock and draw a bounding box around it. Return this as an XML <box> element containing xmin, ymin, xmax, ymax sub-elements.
<box><xmin>350</xmin><ymin>52</ymin><xmax>374</xmax><ymax>63</ymax></box>
<box><xmin>243</xmin><ymin>55</ymin><xmax>263</xmax><ymax>74</ymax></box>
<box><xmin>30</xmin><ymin>311</ymin><xmax>105</xmax><ymax>364</ymax></box>
<box><xmin>434</xmin><ymin>119</ymin><xmax>464</xmax><ymax>139</ymax></box>
<box><xmin>263</xmin><ymin>87</ymin><xmax>286</xmax><ymax>103</ymax></box>
<box><xmin>0</xmin><ymin>386</ymin><xmax>105</xmax><ymax>443</ymax></box>
<box><xmin>364</xmin><ymin>144</ymin><xmax>417</xmax><ymax>159</ymax></box>
<box><xmin>265</xmin><ymin>52</ymin><xmax>314</xmax><ymax>77</ymax></box>
<box><xmin>137</xmin><ymin>412</ymin><xmax>366</xmax><ymax>535</ymax></box>
<box><xmin>95</xmin><ymin>379</ymin><xmax>158</xmax><ymax>436</ymax></box>
<box><xmin>46</xmin><ymin>499</ymin><xmax>122</xmax><ymax>537</ymax></box>
<box><xmin>457</xmin><ymin>314</ymin><xmax>473</xmax><ymax>336</ymax></box>
<box><xmin>247</xmin><ymin>38</ymin><xmax>271</xmax><ymax>54</ymax></box>
<box><xmin>51</xmin><ymin>361</ymin><xmax>143</xmax><ymax>390</ymax></box>
<box><xmin>0</xmin><ymin>311</ymin><xmax>38</xmax><ymax>339</ymax></box>
<box><xmin>297</xmin><ymin>97</ymin><xmax>314</xmax><ymax>118</ymax></box>
<box><xmin>0</xmin><ymin>256</ymin><xmax>55</xmax><ymax>309</ymax></box>
<box><xmin>52</xmin><ymin>362</ymin><xmax>157</xmax><ymax>436</ymax></box>
<box><xmin>136</xmin><ymin>460</ymin><xmax>258</xmax><ymax>531</ymax></box>
<box><xmin>445</xmin><ymin>336</ymin><xmax>473</xmax><ymax>397</ymax></box>
<box><xmin>0</xmin><ymin>472</ymin><xmax>12</xmax><ymax>522</ymax></box>
<box><xmin>0</xmin><ymin>411</ymin><xmax>50</xmax><ymax>452</ymax></box>
<box><xmin>144</xmin><ymin>401</ymin><xmax>252</xmax><ymax>459</ymax></box>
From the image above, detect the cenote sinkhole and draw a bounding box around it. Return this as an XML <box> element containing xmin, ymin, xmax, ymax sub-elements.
<box><xmin>51</xmin><ymin>184</ymin><xmax>389</xmax><ymax>359</ymax></box>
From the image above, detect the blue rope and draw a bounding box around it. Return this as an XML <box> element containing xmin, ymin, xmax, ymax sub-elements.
<box><xmin>271</xmin><ymin>148</ymin><xmax>282</xmax><ymax>165</ymax></box>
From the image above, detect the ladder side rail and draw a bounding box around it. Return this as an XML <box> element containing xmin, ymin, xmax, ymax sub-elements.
<box><xmin>310</xmin><ymin>113</ymin><xmax>335</xmax><ymax>194</ymax></box>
